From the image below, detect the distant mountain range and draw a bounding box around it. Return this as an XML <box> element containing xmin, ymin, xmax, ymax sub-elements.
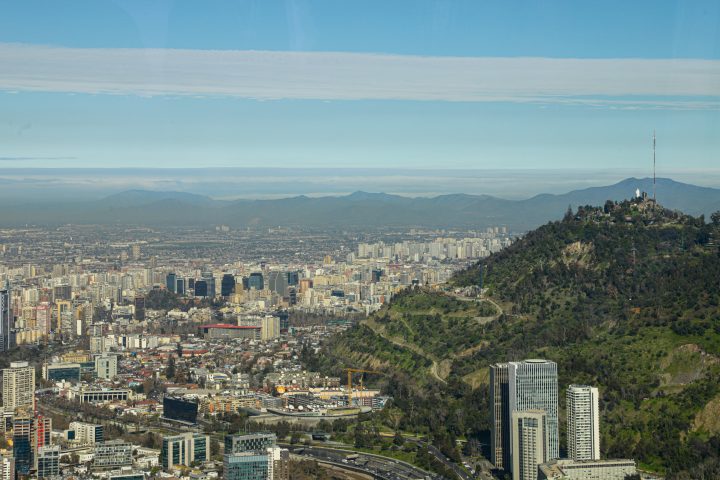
<box><xmin>2</xmin><ymin>177</ymin><xmax>719</xmax><ymax>230</ymax></box>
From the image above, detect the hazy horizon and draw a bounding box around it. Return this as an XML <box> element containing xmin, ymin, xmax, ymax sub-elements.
<box><xmin>1</xmin><ymin>167</ymin><xmax>720</xmax><ymax>202</ymax></box>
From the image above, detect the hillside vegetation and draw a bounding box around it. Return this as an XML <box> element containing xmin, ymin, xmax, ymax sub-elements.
<box><xmin>316</xmin><ymin>199</ymin><xmax>720</xmax><ymax>479</ymax></box>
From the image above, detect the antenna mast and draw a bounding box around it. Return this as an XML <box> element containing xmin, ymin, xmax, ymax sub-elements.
<box><xmin>652</xmin><ymin>130</ymin><xmax>656</xmax><ymax>202</ymax></box>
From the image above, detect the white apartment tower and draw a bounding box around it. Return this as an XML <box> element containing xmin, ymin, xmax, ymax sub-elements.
<box><xmin>261</xmin><ymin>316</ymin><xmax>280</xmax><ymax>341</ymax></box>
<box><xmin>566</xmin><ymin>384</ymin><xmax>600</xmax><ymax>461</ymax></box>
<box><xmin>94</xmin><ymin>355</ymin><xmax>117</xmax><ymax>380</ymax></box>
<box><xmin>2</xmin><ymin>361</ymin><xmax>35</xmax><ymax>412</ymax></box>
<box><xmin>511</xmin><ymin>410</ymin><xmax>548</xmax><ymax>480</ymax></box>
<box><xmin>508</xmin><ymin>359</ymin><xmax>559</xmax><ymax>460</ymax></box>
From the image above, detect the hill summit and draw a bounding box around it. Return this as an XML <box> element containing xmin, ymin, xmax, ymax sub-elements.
<box><xmin>317</xmin><ymin>198</ymin><xmax>720</xmax><ymax>479</ymax></box>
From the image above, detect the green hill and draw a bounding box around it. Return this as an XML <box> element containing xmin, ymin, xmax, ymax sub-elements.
<box><xmin>316</xmin><ymin>199</ymin><xmax>720</xmax><ymax>479</ymax></box>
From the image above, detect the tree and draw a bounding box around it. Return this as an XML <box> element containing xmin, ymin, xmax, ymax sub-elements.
<box><xmin>166</xmin><ymin>355</ymin><xmax>176</xmax><ymax>380</ymax></box>
<box><xmin>712</xmin><ymin>211</ymin><xmax>720</xmax><ymax>227</ymax></box>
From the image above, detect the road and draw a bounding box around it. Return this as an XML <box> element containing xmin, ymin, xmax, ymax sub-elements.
<box><xmin>425</xmin><ymin>444</ymin><xmax>471</xmax><ymax>480</ymax></box>
<box><xmin>285</xmin><ymin>444</ymin><xmax>445</xmax><ymax>480</ymax></box>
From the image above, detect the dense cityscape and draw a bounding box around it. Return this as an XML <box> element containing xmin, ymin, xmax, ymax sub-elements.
<box><xmin>3</xmin><ymin>2</ymin><xmax>720</xmax><ymax>480</ymax></box>
<box><xmin>0</xmin><ymin>224</ymin><xmax>520</xmax><ymax>480</ymax></box>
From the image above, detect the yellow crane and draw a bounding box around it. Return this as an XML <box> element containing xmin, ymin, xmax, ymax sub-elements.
<box><xmin>343</xmin><ymin>368</ymin><xmax>383</xmax><ymax>407</ymax></box>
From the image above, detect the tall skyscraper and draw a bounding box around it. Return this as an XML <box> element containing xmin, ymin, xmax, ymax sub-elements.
<box><xmin>13</xmin><ymin>416</ymin><xmax>33</xmax><ymax>476</ymax></box>
<box><xmin>221</xmin><ymin>274</ymin><xmax>236</xmax><ymax>297</ymax></box>
<box><xmin>3</xmin><ymin>361</ymin><xmax>35</xmax><ymax>413</ymax></box>
<box><xmin>223</xmin><ymin>433</ymin><xmax>287</xmax><ymax>480</ymax></box>
<box><xmin>511</xmin><ymin>410</ymin><xmax>548</xmax><ymax>480</ymax></box>
<box><xmin>490</xmin><ymin>363</ymin><xmax>511</xmax><ymax>470</ymax></box>
<box><xmin>166</xmin><ymin>273</ymin><xmax>177</xmax><ymax>293</ymax></box>
<box><xmin>133</xmin><ymin>296</ymin><xmax>145</xmax><ymax>321</ymax></box>
<box><xmin>566</xmin><ymin>385</ymin><xmax>600</xmax><ymax>461</ymax></box>
<box><xmin>267</xmin><ymin>271</ymin><xmax>288</xmax><ymax>296</ymax></box>
<box><xmin>0</xmin><ymin>281</ymin><xmax>14</xmax><ymax>352</ymax></box>
<box><xmin>508</xmin><ymin>359</ymin><xmax>559</xmax><ymax>460</ymax></box>
<box><xmin>247</xmin><ymin>272</ymin><xmax>264</xmax><ymax>291</ymax></box>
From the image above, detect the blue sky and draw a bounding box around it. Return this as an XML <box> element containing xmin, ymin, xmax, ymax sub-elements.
<box><xmin>1</xmin><ymin>0</ymin><xmax>719</xmax><ymax>173</ymax></box>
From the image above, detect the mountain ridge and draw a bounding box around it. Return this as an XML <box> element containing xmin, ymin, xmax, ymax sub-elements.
<box><xmin>314</xmin><ymin>199</ymin><xmax>720</xmax><ymax>478</ymax></box>
<box><xmin>1</xmin><ymin>177</ymin><xmax>719</xmax><ymax>229</ymax></box>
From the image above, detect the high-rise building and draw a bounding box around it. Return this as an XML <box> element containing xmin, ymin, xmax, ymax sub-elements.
<box><xmin>511</xmin><ymin>410</ymin><xmax>548</xmax><ymax>480</ymax></box>
<box><xmin>221</xmin><ymin>274</ymin><xmax>236</xmax><ymax>297</ymax></box>
<box><xmin>0</xmin><ymin>454</ymin><xmax>15</xmax><ymax>480</ymax></box>
<box><xmin>286</xmin><ymin>271</ymin><xmax>299</xmax><ymax>286</ymax></box>
<box><xmin>134</xmin><ymin>296</ymin><xmax>145</xmax><ymax>321</ymax></box>
<box><xmin>176</xmin><ymin>278</ymin><xmax>185</xmax><ymax>296</ymax></box>
<box><xmin>34</xmin><ymin>416</ymin><xmax>52</xmax><ymax>456</ymax></box>
<box><xmin>13</xmin><ymin>416</ymin><xmax>33</xmax><ymax>476</ymax></box>
<box><xmin>95</xmin><ymin>354</ymin><xmax>118</xmax><ymax>380</ymax></box>
<box><xmin>508</xmin><ymin>360</ymin><xmax>559</xmax><ymax>461</ymax></box>
<box><xmin>52</xmin><ymin>284</ymin><xmax>72</xmax><ymax>302</ymax></box>
<box><xmin>3</xmin><ymin>361</ymin><xmax>35</xmax><ymax>413</ymax></box>
<box><xmin>225</xmin><ymin>433</ymin><xmax>277</xmax><ymax>454</ymax></box>
<box><xmin>131</xmin><ymin>244</ymin><xmax>141</xmax><ymax>260</ymax></box>
<box><xmin>161</xmin><ymin>433</ymin><xmax>209</xmax><ymax>470</ymax></box>
<box><xmin>223</xmin><ymin>433</ymin><xmax>288</xmax><ymax>480</ymax></box>
<box><xmin>261</xmin><ymin>316</ymin><xmax>280</xmax><ymax>341</ymax></box>
<box><xmin>224</xmin><ymin>451</ymin><xmax>270</xmax><ymax>480</ymax></box>
<box><xmin>268</xmin><ymin>446</ymin><xmax>289</xmax><ymax>480</ymax></box>
<box><xmin>202</xmin><ymin>273</ymin><xmax>216</xmax><ymax>298</ymax></box>
<box><xmin>166</xmin><ymin>273</ymin><xmax>177</xmax><ymax>294</ymax></box>
<box><xmin>247</xmin><ymin>273</ymin><xmax>264</xmax><ymax>291</ymax></box>
<box><xmin>0</xmin><ymin>281</ymin><xmax>14</xmax><ymax>352</ymax></box>
<box><xmin>566</xmin><ymin>385</ymin><xmax>600</xmax><ymax>461</ymax></box>
<box><xmin>194</xmin><ymin>280</ymin><xmax>208</xmax><ymax>297</ymax></box>
<box><xmin>490</xmin><ymin>363</ymin><xmax>511</xmax><ymax>470</ymax></box>
<box><xmin>267</xmin><ymin>272</ymin><xmax>288</xmax><ymax>297</ymax></box>
<box><xmin>36</xmin><ymin>445</ymin><xmax>60</xmax><ymax>478</ymax></box>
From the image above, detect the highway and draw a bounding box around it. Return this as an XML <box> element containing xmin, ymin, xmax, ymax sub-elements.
<box><xmin>286</xmin><ymin>444</ymin><xmax>446</xmax><ymax>480</ymax></box>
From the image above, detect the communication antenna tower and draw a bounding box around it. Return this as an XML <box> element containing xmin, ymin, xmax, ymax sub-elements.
<box><xmin>653</xmin><ymin>130</ymin><xmax>656</xmax><ymax>202</ymax></box>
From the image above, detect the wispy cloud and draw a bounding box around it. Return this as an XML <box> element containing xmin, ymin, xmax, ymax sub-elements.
<box><xmin>0</xmin><ymin>156</ymin><xmax>77</xmax><ymax>161</ymax></box>
<box><xmin>1</xmin><ymin>43</ymin><xmax>720</xmax><ymax>108</ymax></box>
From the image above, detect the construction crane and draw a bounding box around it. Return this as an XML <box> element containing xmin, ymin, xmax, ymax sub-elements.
<box><xmin>343</xmin><ymin>368</ymin><xmax>382</xmax><ymax>408</ymax></box>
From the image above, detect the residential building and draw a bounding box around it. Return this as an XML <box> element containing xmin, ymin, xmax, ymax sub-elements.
<box><xmin>0</xmin><ymin>282</ymin><xmax>14</xmax><ymax>352</ymax></box>
<box><xmin>268</xmin><ymin>446</ymin><xmax>289</xmax><ymax>480</ymax></box>
<box><xmin>511</xmin><ymin>410</ymin><xmax>548</xmax><ymax>480</ymax></box>
<box><xmin>261</xmin><ymin>316</ymin><xmax>280</xmax><ymax>341</ymax></box>
<box><xmin>566</xmin><ymin>385</ymin><xmax>600</xmax><ymax>461</ymax></box>
<box><xmin>2</xmin><ymin>361</ymin><xmax>35</xmax><ymax>412</ymax></box>
<box><xmin>0</xmin><ymin>454</ymin><xmax>15</xmax><ymax>480</ymax></box>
